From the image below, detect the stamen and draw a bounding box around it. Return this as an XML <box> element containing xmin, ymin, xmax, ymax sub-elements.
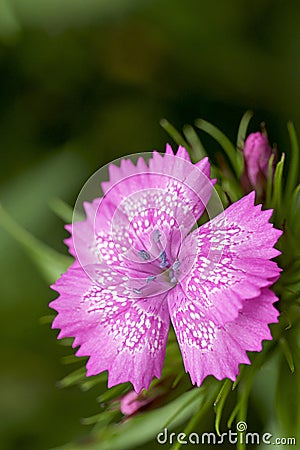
<box><xmin>133</xmin><ymin>288</ymin><xmax>142</xmax><ymax>295</ymax></box>
<box><xmin>173</xmin><ymin>260</ymin><xmax>180</xmax><ymax>271</ymax></box>
<box><xmin>159</xmin><ymin>251</ymin><xmax>168</xmax><ymax>268</ymax></box>
<box><xmin>169</xmin><ymin>269</ymin><xmax>177</xmax><ymax>284</ymax></box>
<box><xmin>153</xmin><ymin>229</ymin><xmax>162</xmax><ymax>243</ymax></box>
<box><xmin>146</xmin><ymin>275</ymin><xmax>156</xmax><ymax>283</ymax></box>
<box><xmin>138</xmin><ymin>250</ymin><xmax>151</xmax><ymax>261</ymax></box>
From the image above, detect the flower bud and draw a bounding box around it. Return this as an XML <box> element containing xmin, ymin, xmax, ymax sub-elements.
<box><xmin>120</xmin><ymin>390</ymin><xmax>151</xmax><ymax>416</ymax></box>
<box><xmin>242</xmin><ymin>132</ymin><xmax>272</xmax><ymax>189</ymax></box>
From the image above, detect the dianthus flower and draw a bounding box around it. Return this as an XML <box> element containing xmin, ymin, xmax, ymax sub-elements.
<box><xmin>50</xmin><ymin>145</ymin><xmax>282</xmax><ymax>392</ymax></box>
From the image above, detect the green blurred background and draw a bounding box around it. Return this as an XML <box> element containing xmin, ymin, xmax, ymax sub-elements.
<box><xmin>0</xmin><ymin>1</ymin><xmax>299</xmax><ymax>449</ymax></box>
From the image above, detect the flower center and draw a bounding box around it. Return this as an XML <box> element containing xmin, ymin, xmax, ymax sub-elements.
<box><xmin>129</xmin><ymin>228</ymin><xmax>181</xmax><ymax>297</ymax></box>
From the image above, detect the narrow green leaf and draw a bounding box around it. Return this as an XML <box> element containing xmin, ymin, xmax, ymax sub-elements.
<box><xmin>195</xmin><ymin>118</ymin><xmax>239</xmax><ymax>175</ymax></box>
<box><xmin>169</xmin><ymin>386</ymin><xmax>218</xmax><ymax>450</ymax></box>
<box><xmin>271</xmin><ymin>153</ymin><xmax>285</xmax><ymax>214</ymax></box>
<box><xmin>228</xmin><ymin>380</ymin><xmax>251</xmax><ymax>450</ymax></box>
<box><xmin>182</xmin><ymin>124</ymin><xmax>207</xmax><ymax>161</ymax></box>
<box><xmin>214</xmin><ymin>379</ymin><xmax>232</xmax><ymax>435</ymax></box>
<box><xmin>227</xmin><ymin>402</ymin><xmax>240</xmax><ymax>429</ymax></box>
<box><xmin>59</xmin><ymin>338</ymin><xmax>76</xmax><ymax>347</ymax></box>
<box><xmin>235</xmin><ymin>110</ymin><xmax>253</xmax><ymax>177</ymax></box>
<box><xmin>57</xmin><ymin>367</ymin><xmax>86</xmax><ymax>388</ymax></box>
<box><xmin>97</xmin><ymin>383</ymin><xmax>129</xmax><ymax>403</ymax></box>
<box><xmin>265</xmin><ymin>153</ymin><xmax>275</xmax><ymax>208</ymax></box>
<box><xmin>39</xmin><ymin>314</ymin><xmax>55</xmax><ymax>324</ymax></box>
<box><xmin>160</xmin><ymin>118</ymin><xmax>190</xmax><ymax>149</ymax></box>
<box><xmin>236</xmin><ymin>110</ymin><xmax>253</xmax><ymax>150</ymax></box>
<box><xmin>80</xmin><ymin>412</ymin><xmax>110</xmax><ymax>426</ymax></box>
<box><xmin>162</xmin><ymin>387</ymin><xmax>203</xmax><ymax>428</ymax></box>
<box><xmin>231</xmin><ymin>366</ymin><xmax>245</xmax><ymax>391</ymax></box>
<box><xmin>171</xmin><ymin>372</ymin><xmax>185</xmax><ymax>389</ymax></box>
<box><xmin>219</xmin><ymin>177</ymin><xmax>243</xmax><ymax>202</ymax></box>
<box><xmin>285</xmin><ymin>122</ymin><xmax>299</xmax><ymax>199</ymax></box>
<box><xmin>236</xmin><ymin>401</ymin><xmax>247</xmax><ymax>450</ymax></box>
<box><xmin>227</xmin><ymin>373</ymin><xmax>253</xmax><ymax>428</ymax></box>
<box><xmin>276</xmin><ymin>353</ymin><xmax>300</xmax><ymax>436</ymax></box>
<box><xmin>61</xmin><ymin>355</ymin><xmax>83</xmax><ymax>365</ymax></box>
<box><xmin>227</xmin><ymin>344</ymin><xmax>276</xmax><ymax>435</ymax></box>
<box><xmin>81</xmin><ymin>410</ymin><xmax>120</xmax><ymax>426</ymax></box>
<box><xmin>287</xmin><ymin>184</ymin><xmax>300</xmax><ymax>237</ymax></box>
<box><xmin>49</xmin><ymin>197</ymin><xmax>74</xmax><ymax>223</ymax></box>
<box><xmin>279</xmin><ymin>337</ymin><xmax>295</xmax><ymax>373</ymax></box>
<box><xmin>0</xmin><ymin>204</ymin><xmax>72</xmax><ymax>283</ymax></box>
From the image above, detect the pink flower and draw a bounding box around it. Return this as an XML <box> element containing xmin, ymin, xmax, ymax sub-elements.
<box><xmin>50</xmin><ymin>145</ymin><xmax>282</xmax><ymax>392</ymax></box>
<box><xmin>242</xmin><ymin>132</ymin><xmax>273</xmax><ymax>188</ymax></box>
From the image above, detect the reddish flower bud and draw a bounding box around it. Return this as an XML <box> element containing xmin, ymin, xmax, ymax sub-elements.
<box><xmin>243</xmin><ymin>132</ymin><xmax>272</xmax><ymax>188</ymax></box>
<box><xmin>120</xmin><ymin>390</ymin><xmax>151</xmax><ymax>416</ymax></box>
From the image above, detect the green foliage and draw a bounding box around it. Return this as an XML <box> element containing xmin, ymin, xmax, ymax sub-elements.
<box><xmin>0</xmin><ymin>204</ymin><xmax>72</xmax><ymax>284</ymax></box>
<box><xmin>160</xmin><ymin>118</ymin><xmax>190</xmax><ymax>150</ymax></box>
<box><xmin>276</xmin><ymin>328</ymin><xmax>300</xmax><ymax>438</ymax></box>
<box><xmin>49</xmin><ymin>198</ymin><xmax>75</xmax><ymax>224</ymax></box>
<box><xmin>0</xmin><ymin>0</ymin><xmax>142</xmax><ymax>35</ymax></box>
<box><xmin>214</xmin><ymin>379</ymin><xmax>232</xmax><ymax>436</ymax></box>
<box><xmin>195</xmin><ymin>118</ymin><xmax>241</xmax><ymax>177</ymax></box>
<box><xmin>236</xmin><ymin>110</ymin><xmax>253</xmax><ymax>153</ymax></box>
<box><xmin>270</xmin><ymin>153</ymin><xmax>285</xmax><ymax>220</ymax></box>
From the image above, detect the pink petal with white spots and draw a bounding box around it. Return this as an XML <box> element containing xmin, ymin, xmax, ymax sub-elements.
<box><xmin>64</xmin><ymin>197</ymin><xmax>116</xmax><ymax>268</ymax></box>
<box><xmin>149</xmin><ymin>146</ymin><xmax>215</xmax><ymax>224</ymax></box>
<box><xmin>66</xmin><ymin>146</ymin><xmax>215</xmax><ymax>273</ymax></box>
<box><xmin>179</xmin><ymin>192</ymin><xmax>282</xmax><ymax>325</ymax></box>
<box><xmin>101</xmin><ymin>145</ymin><xmax>214</xmax><ymax>238</ymax></box>
<box><xmin>168</xmin><ymin>286</ymin><xmax>278</xmax><ymax>386</ymax></box>
<box><xmin>50</xmin><ymin>266</ymin><xmax>170</xmax><ymax>393</ymax></box>
<box><xmin>101</xmin><ymin>156</ymin><xmax>149</xmax><ymax>195</ymax></box>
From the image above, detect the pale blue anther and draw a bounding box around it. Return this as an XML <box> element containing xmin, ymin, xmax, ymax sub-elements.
<box><xmin>146</xmin><ymin>275</ymin><xmax>156</xmax><ymax>283</ymax></box>
<box><xmin>133</xmin><ymin>288</ymin><xmax>142</xmax><ymax>294</ymax></box>
<box><xmin>173</xmin><ymin>260</ymin><xmax>180</xmax><ymax>271</ymax></box>
<box><xmin>169</xmin><ymin>269</ymin><xmax>177</xmax><ymax>284</ymax></box>
<box><xmin>159</xmin><ymin>250</ymin><xmax>168</xmax><ymax>268</ymax></box>
<box><xmin>153</xmin><ymin>229</ymin><xmax>162</xmax><ymax>243</ymax></box>
<box><xmin>138</xmin><ymin>250</ymin><xmax>151</xmax><ymax>260</ymax></box>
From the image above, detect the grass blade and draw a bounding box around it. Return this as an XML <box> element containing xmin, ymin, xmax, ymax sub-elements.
<box><xmin>195</xmin><ymin>118</ymin><xmax>239</xmax><ymax>175</ymax></box>
<box><xmin>160</xmin><ymin>118</ymin><xmax>190</xmax><ymax>149</ymax></box>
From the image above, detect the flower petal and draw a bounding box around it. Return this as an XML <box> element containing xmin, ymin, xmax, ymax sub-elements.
<box><xmin>64</xmin><ymin>197</ymin><xmax>109</xmax><ymax>268</ymax></box>
<box><xmin>50</xmin><ymin>266</ymin><xmax>170</xmax><ymax>393</ymax></box>
<box><xmin>66</xmin><ymin>147</ymin><xmax>216</xmax><ymax>271</ymax></box>
<box><xmin>101</xmin><ymin>145</ymin><xmax>214</xmax><ymax>237</ymax></box>
<box><xmin>179</xmin><ymin>192</ymin><xmax>282</xmax><ymax>325</ymax></box>
<box><xmin>168</xmin><ymin>286</ymin><xmax>278</xmax><ymax>386</ymax></box>
<box><xmin>149</xmin><ymin>145</ymin><xmax>215</xmax><ymax>224</ymax></box>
